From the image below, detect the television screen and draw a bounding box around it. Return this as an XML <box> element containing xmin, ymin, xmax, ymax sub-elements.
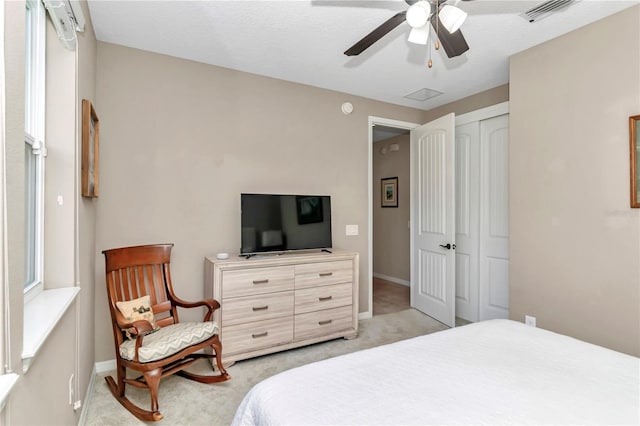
<box><xmin>241</xmin><ymin>193</ymin><xmax>332</xmax><ymax>255</ymax></box>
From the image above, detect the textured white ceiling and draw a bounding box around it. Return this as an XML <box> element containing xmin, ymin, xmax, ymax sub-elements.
<box><xmin>87</xmin><ymin>0</ymin><xmax>639</xmax><ymax>110</ymax></box>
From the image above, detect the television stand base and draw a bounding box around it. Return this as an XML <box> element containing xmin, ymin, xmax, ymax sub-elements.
<box><xmin>321</xmin><ymin>249</ymin><xmax>332</xmax><ymax>254</ymax></box>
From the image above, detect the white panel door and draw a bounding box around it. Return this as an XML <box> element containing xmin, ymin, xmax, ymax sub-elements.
<box><xmin>454</xmin><ymin>122</ymin><xmax>480</xmax><ymax>322</ymax></box>
<box><xmin>411</xmin><ymin>113</ymin><xmax>455</xmax><ymax>327</ymax></box>
<box><xmin>479</xmin><ymin>114</ymin><xmax>510</xmax><ymax>320</ymax></box>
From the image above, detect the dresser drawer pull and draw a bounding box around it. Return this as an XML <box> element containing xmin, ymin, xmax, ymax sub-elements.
<box><xmin>252</xmin><ymin>279</ymin><xmax>269</xmax><ymax>284</ymax></box>
<box><xmin>252</xmin><ymin>332</ymin><xmax>268</xmax><ymax>338</ymax></box>
<box><xmin>318</xmin><ymin>296</ymin><xmax>333</xmax><ymax>302</ymax></box>
<box><xmin>252</xmin><ymin>305</ymin><xmax>269</xmax><ymax>311</ymax></box>
<box><xmin>319</xmin><ymin>272</ymin><xmax>333</xmax><ymax>277</ymax></box>
<box><xmin>318</xmin><ymin>319</ymin><xmax>333</xmax><ymax>326</ymax></box>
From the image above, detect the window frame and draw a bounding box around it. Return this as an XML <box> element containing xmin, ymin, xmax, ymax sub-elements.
<box><xmin>24</xmin><ymin>0</ymin><xmax>46</xmax><ymax>300</ymax></box>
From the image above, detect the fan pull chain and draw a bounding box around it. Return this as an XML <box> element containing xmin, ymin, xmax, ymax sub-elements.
<box><xmin>427</xmin><ymin>25</ymin><xmax>433</xmax><ymax>69</ymax></box>
<box><xmin>435</xmin><ymin>7</ymin><xmax>440</xmax><ymax>50</ymax></box>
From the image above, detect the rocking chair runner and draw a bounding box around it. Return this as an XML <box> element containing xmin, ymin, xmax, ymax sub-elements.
<box><xmin>102</xmin><ymin>243</ymin><xmax>230</xmax><ymax>421</ymax></box>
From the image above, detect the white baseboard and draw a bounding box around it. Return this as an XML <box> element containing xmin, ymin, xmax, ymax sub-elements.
<box><xmin>358</xmin><ymin>311</ymin><xmax>373</xmax><ymax>320</ymax></box>
<box><xmin>79</xmin><ymin>360</ymin><xmax>116</xmax><ymax>424</ymax></box>
<box><xmin>373</xmin><ymin>273</ymin><xmax>410</xmax><ymax>287</ymax></box>
<box><xmin>95</xmin><ymin>359</ymin><xmax>116</xmax><ymax>374</ymax></box>
<box><xmin>78</xmin><ymin>364</ymin><xmax>97</xmax><ymax>426</ymax></box>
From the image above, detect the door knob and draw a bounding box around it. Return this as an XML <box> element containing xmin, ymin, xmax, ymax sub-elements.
<box><xmin>439</xmin><ymin>243</ymin><xmax>452</xmax><ymax>250</ymax></box>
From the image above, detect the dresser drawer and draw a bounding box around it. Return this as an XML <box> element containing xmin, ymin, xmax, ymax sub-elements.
<box><xmin>295</xmin><ymin>283</ymin><xmax>352</xmax><ymax>315</ymax></box>
<box><xmin>294</xmin><ymin>260</ymin><xmax>353</xmax><ymax>289</ymax></box>
<box><xmin>294</xmin><ymin>305</ymin><xmax>353</xmax><ymax>340</ymax></box>
<box><xmin>222</xmin><ymin>291</ymin><xmax>294</xmax><ymax>326</ymax></box>
<box><xmin>222</xmin><ymin>316</ymin><xmax>293</xmax><ymax>355</ymax></box>
<box><xmin>223</xmin><ymin>266</ymin><xmax>294</xmax><ymax>298</ymax></box>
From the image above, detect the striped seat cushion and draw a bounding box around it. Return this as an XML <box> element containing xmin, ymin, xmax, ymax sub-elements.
<box><xmin>119</xmin><ymin>321</ymin><xmax>219</xmax><ymax>363</ymax></box>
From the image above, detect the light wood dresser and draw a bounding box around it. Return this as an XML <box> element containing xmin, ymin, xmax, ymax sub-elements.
<box><xmin>204</xmin><ymin>251</ymin><xmax>359</xmax><ymax>364</ymax></box>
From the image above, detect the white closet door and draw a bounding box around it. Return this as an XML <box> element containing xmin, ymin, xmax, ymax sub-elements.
<box><xmin>479</xmin><ymin>114</ymin><xmax>510</xmax><ymax>320</ymax></box>
<box><xmin>454</xmin><ymin>122</ymin><xmax>480</xmax><ymax>322</ymax></box>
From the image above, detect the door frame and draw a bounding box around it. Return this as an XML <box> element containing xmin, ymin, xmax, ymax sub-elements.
<box><xmin>364</xmin><ymin>116</ymin><xmax>419</xmax><ymax>319</ymax></box>
<box><xmin>364</xmin><ymin>104</ymin><xmax>509</xmax><ymax>320</ymax></box>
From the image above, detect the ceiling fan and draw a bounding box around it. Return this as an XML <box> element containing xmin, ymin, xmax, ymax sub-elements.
<box><xmin>344</xmin><ymin>0</ymin><xmax>470</xmax><ymax>59</ymax></box>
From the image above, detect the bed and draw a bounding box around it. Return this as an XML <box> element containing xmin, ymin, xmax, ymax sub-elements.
<box><xmin>232</xmin><ymin>319</ymin><xmax>640</xmax><ymax>425</ymax></box>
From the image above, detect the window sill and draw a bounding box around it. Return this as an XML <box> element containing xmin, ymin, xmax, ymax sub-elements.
<box><xmin>0</xmin><ymin>374</ymin><xmax>19</xmax><ymax>412</ymax></box>
<box><xmin>22</xmin><ymin>287</ymin><xmax>80</xmax><ymax>373</ymax></box>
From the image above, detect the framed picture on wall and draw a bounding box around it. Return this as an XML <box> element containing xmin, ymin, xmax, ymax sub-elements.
<box><xmin>381</xmin><ymin>177</ymin><xmax>398</xmax><ymax>208</ymax></box>
<box><xmin>81</xmin><ymin>99</ymin><xmax>100</xmax><ymax>198</ymax></box>
<box><xmin>630</xmin><ymin>114</ymin><xmax>640</xmax><ymax>208</ymax></box>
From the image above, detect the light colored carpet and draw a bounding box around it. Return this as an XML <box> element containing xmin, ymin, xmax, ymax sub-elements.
<box><xmin>83</xmin><ymin>308</ymin><xmax>448</xmax><ymax>425</ymax></box>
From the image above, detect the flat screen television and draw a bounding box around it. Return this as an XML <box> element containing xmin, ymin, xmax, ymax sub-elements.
<box><xmin>241</xmin><ymin>193</ymin><xmax>332</xmax><ymax>255</ymax></box>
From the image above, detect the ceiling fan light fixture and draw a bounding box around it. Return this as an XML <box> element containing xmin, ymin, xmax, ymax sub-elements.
<box><xmin>408</xmin><ymin>26</ymin><xmax>430</xmax><ymax>45</ymax></box>
<box><xmin>406</xmin><ymin>1</ymin><xmax>432</xmax><ymax>29</ymax></box>
<box><xmin>439</xmin><ymin>5</ymin><xmax>468</xmax><ymax>34</ymax></box>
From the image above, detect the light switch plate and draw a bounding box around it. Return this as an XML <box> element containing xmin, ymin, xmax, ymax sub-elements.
<box><xmin>345</xmin><ymin>225</ymin><xmax>359</xmax><ymax>236</ymax></box>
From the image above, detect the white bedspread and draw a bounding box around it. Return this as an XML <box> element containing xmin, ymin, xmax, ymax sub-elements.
<box><xmin>232</xmin><ymin>319</ymin><xmax>640</xmax><ymax>425</ymax></box>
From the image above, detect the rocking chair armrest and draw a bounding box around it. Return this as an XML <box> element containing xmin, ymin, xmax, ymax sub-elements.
<box><xmin>115</xmin><ymin>310</ymin><xmax>155</xmax><ymax>336</ymax></box>
<box><xmin>114</xmin><ymin>309</ymin><xmax>134</xmax><ymax>329</ymax></box>
<box><xmin>129</xmin><ymin>319</ymin><xmax>155</xmax><ymax>335</ymax></box>
<box><xmin>173</xmin><ymin>298</ymin><xmax>220</xmax><ymax>311</ymax></box>
<box><xmin>132</xmin><ymin>324</ymin><xmax>157</xmax><ymax>362</ymax></box>
<box><xmin>171</xmin><ymin>297</ymin><xmax>221</xmax><ymax>321</ymax></box>
<box><xmin>171</xmin><ymin>296</ymin><xmax>219</xmax><ymax>310</ymax></box>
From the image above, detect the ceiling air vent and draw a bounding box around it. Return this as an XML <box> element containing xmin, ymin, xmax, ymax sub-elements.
<box><xmin>522</xmin><ymin>0</ymin><xmax>577</xmax><ymax>23</ymax></box>
<box><xmin>404</xmin><ymin>88</ymin><xmax>443</xmax><ymax>102</ymax></box>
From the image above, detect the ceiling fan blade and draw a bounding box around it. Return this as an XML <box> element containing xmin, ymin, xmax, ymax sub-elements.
<box><xmin>344</xmin><ymin>11</ymin><xmax>407</xmax><ymax>56</ymax></box>
<box><xmin>430</xmin><ymin>14</ymin><xmax>469</xmax><ymax>58</ymax></box>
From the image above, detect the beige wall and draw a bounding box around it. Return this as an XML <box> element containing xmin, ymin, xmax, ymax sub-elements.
<box><xmin>373</xmin><ymin>134</ymin><xmax>410</xmax><ymax>282</ymax></box>
<box><xmin>3</xmin><ymin>1</ymin><xmax>98</xmax><ymax>423</ymax></box>
<box><xmin>509</xmin><ymin>6</ymin><xmax>640</xmax><ymax>356</ymax></box>
<box><xmin>5</xmin><ymin>0</ymin><xmax>26</xmax><ymax>383</ymax></box>
<box><xmin>44</xmin><ymin>10</ymin><xmax>76</xmax><ymax>288</ymax></box>
<box><xmin>76</xmin><ymin>0</ymin><xmax>98</xmax><ymax>412</ymax></box>
<box><xmin>93</xmin><ymin>42</ymin><xmax>426</xmax><ymax>361</ymax></box>
<box><xmin>422</xmin><ymin>84</ymin><xmax>509</xmax><ymax>123</ymax></box>
<box><xmin>10</xmin><ymin>308</ymin><xmax>76</xmax><ymax>425</ymax></box>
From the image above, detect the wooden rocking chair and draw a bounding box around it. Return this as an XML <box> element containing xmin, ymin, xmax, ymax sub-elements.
<box><xmin>102</xmin><ymin>243</ymin><xmax>230</xmax><ymax>421</ymax></box>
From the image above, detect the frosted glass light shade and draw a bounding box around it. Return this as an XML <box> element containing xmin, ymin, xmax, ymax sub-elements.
<box><xmin>439</xmin><ymin>5</ymin><xmax>468</xmax><ymax>33</ymax></box>
<box><xmin>406</xmin><ymin>1</ymin><xmax>432</xmax><ymax>28</ymax></box>
<box><xmin>408</xmin><ymin>26</ymin><xmax>430</xmax><ymax>45</ymax></box>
